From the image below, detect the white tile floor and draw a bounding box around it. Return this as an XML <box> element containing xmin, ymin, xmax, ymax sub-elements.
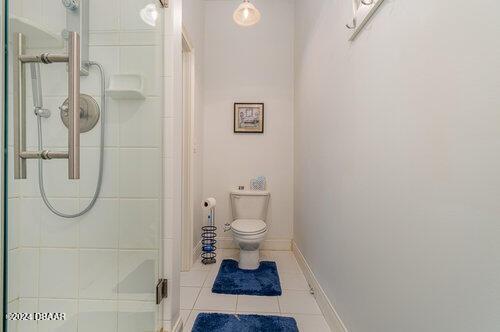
<box><xmin>180</xmin><ymin>249</ymin><xmax>331</xmax><ymax>332</ymax></box>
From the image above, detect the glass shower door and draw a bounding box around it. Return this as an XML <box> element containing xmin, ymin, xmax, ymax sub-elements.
<box><xmin>3</xmin><ymin>0</ymin><xmax>164</xmax><ymax>331</ymax></box>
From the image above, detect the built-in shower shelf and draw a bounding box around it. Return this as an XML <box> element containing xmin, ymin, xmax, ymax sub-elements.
<box><xmin>10</xmin><ymin>15</ymin><xmax>63</xmax><ymax>49</ymax></box>
<box><xmin>107</xmin><ymin>74</ymin><xmax>146</xmax><ymax>100</ymax></box>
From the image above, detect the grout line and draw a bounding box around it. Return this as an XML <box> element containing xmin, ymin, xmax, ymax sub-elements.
<box><xmin>24</xmin><ymin>297</ymin><xmax>154</xmax><ymax>303</ymax></box>
<box><xmin>115</xmin><ymin>63</ymin><xmax>123</xmax><ymax>330</ymax></box>
<box><xmin>20</xmin><ymin>195</ymin><xmax>163</xmax><ymax>200</ymax></box>
<box><xmin>36</xmin><ymin>210</ymin><xmax>42</xmax><ymax>315</ymax></box>
<box><xmin>18</xmin><ymin>246</ymin><xmax>159</xmax><ymax>251</ymax></box>
<box><xmin>191</xmin><ymin>287</ymin><xmax>203</xmax><ymax>311</ymax></box>
<box><xmin>76</xmin><ymin>199</ymin><xmax>81</xmax><ymax>329</ymax></box>
<box><xmin>185</xmin><ymin>309</ymin><xmax>194</xmax><ymax>331</ymax></box>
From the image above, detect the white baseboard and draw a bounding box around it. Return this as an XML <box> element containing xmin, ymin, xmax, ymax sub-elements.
<box><xmin>218</xmin><ymin>237</ymin><xmax>292</xmax><ymax>251</ymax></box>
<box><xmin>292</xmin><ymin>241</ymin><xmax>348</xmax><ymax>332</ymax></box>
<box><xmin>193</xmin><ymin>240</ymin><xmax>202</xmax><ymax>263</ymax></box>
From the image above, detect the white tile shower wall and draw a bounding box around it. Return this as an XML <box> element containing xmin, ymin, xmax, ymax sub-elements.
<box><xmin>9</xmin><ymin>0</ymin><xmax>166</xmax><ymax>331</ymax></box>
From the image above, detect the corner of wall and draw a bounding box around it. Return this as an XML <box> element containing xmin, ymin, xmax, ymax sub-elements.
<box><xmin>292</xmin><ymin>241</ymin><xmax>348</xmax><ymax>332</ymax></box>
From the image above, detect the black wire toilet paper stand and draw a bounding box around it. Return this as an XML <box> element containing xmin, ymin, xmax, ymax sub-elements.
<box><xmin>201</xmin><ymin>207</ymin><xmax>217</xmax><ymax>265</ymax></box>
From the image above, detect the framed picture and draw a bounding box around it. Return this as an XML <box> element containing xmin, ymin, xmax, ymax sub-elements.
<box><xmin>234</xmin><ymin>103</ymin><xmax>264</xmax><ymax>133</ymax></box>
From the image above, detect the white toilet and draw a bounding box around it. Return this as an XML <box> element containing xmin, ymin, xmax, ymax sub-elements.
<box><xmin>230</xmin><ymin>190</ymin><xmax>270</xmax><ymax>270</ymax></box>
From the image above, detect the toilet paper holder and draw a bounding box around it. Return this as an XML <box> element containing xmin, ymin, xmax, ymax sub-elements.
<box><xmin>201</xmin><ymin>198</ymin><xmax>217</xmax><ymax>265</ymax></box>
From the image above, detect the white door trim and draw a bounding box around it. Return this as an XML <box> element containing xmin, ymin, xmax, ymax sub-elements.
<box><xmin>181</xmin><ymin>28</ymin><xmax>196</xmax><ymax>271</ymax></box>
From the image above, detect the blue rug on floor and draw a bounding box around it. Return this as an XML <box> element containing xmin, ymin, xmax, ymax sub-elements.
<box><xmin>212</xmin><ymin>259</ymin><xmax>282</xmax><ymax>296</ymax></box>
<box><xmin>192</xmin><ymin>313</ymin><xmax>298</xmax><ymax>332</ymax></box>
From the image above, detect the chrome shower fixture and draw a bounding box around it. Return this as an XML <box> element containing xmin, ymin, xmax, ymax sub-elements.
<box><xmin>30</xmin><ymin>61</ymin><xmax>107</xmax><ymax>219</ymax></box>
<box><xmin>63</xmin><ymin>0</ymin><xmax>89</xmax><ymax>75</ymax></box>
<box><xmin>30</xmin><ymin>63</ymin><xmax>43</xmax><ymax>109</ymax></box>
<box><xmin>62</xmin><ymin>0</ymin><xmax>80</xmax><ymax>11</ymax></box>
<box><xmin>60</xmin><ymin>94</ymin><xmax>100</xmax><ymax>133</ymax></box>
<box><xmin>30</xmin><ymin>63</ymin><xmax>51</xmax><ymax>118</ymax></box>
<box><xmin>14</xmin><ymin>33</ymin><xmax>82</xmax><ymax>180</ymax></box>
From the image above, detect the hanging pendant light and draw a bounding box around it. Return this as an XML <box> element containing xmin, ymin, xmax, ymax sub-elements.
<box><xmin>233</xmin><ymin>0</ymin><xmax>261</xmax><ymax>27</ymax></box>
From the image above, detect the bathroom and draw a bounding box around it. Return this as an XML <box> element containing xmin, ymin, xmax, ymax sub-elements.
<box><xmin>1</xmin><ymin>0</ymin><xmax>499</xmax><ymax>331</ymax></box>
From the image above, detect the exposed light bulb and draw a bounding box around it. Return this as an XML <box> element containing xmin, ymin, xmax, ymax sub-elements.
<box><xmin>140</xmin><ymin>3</ymin><xmax>159</xmax><ymax>27</ymax></box>
<box><xmin>233</xmin><ymin>0</ymin><xmax>261</xmax><ymax>27</ymax></box>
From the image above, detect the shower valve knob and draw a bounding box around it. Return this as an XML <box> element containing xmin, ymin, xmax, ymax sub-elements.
<box><xmin>59</xmin><ymin>94</ymin><xmax>100</xmax><ymax>134</ymax></box>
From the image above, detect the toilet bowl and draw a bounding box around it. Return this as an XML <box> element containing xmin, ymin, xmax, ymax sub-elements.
<box><xmin>230</xmin><ymin>190</ymin><xmax>270</xmax><ymax>270</ymax></box>
<box><xmin>231</xmin><ymin>219</ymin><xmax>268</xmax><ymax>269</ymax></box>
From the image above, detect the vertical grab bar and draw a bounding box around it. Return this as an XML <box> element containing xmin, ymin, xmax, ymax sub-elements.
<box><xmin>13</xmin><ymin>32</ymin><xmax>81</xmax><ymax>180</ymax></box>
<box><xmin>68</xmin><ymin>32</ymin><xmax>80</xmax><ymax>179</ymax></box>
<box><xmin>13</xmin><ymin>33</ymin><xmax>27</xmax><ymax>179</ymax></box>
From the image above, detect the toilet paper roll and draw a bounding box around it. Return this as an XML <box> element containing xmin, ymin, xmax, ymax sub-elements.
<box><xmin>202</xmin><ymin>197</ymin><xmax>217</xmax><ymax>209</ymax></box>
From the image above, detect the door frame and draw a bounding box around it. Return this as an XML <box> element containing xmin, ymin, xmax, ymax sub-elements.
<box><xmin>181</xmin><ymin>28</ymin><xmax>195</xmax><ymax>271</ymax></box>
<box><xmin>1</xmin><ymin>0</ymin><xmax>6</xmax><ymax>329</ymax></box>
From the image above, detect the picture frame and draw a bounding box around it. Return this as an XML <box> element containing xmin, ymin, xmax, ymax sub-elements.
<box><xmin>234</xmin><ymin>103</ymin><xmax>265</xmax><ymax>133</ymax></box>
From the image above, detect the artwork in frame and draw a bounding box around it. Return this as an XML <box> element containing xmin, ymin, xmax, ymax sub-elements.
<box><xmin>234</xmin><ymin>103</ymin><xmax>265</xmax><ymax>133</ymax></box>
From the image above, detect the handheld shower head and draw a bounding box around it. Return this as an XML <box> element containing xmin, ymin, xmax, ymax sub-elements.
<box><xmin>30</xmin><ymin>63</ymin><xmax>43</xmax><ymax>110</ymax></box>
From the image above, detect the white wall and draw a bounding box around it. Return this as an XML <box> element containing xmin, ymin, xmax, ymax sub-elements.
<box><xmin>203</xmin><ymin>0</ymin><xmax>295</xmax><ymax>248</ymax></box>
<box><xmin>294</xmin><ymin>1</ymin><xmax>500</xmax><ymax>332</ymax></box>
<box><xmin>182</xmin><ymin>0</ymin><xmax>205</xmax><ymax>250</ymax></box>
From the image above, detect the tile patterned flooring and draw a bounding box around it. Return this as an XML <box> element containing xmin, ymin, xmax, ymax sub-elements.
<box><xmin>180</xmin><ymin>250</ymin><xmax>331</xmax><ymax>331</ymax></box>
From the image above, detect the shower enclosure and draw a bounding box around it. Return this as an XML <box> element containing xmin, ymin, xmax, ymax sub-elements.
<box><xmin>2</xmin><ymin>0</ymin><xmax>165</xmax><ymax>331</ymax></box>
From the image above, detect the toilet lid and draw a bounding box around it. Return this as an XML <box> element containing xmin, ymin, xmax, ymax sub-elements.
<box><xmin>232</xmin><ymin>219</ymin><xmax>267</xmax><ymax>235</ymax></box>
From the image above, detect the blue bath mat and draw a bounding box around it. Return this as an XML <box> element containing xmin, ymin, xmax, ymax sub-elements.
<box><xmin>212</xmin><ymin>259</ymin><xmax>282</xmax><ymax>296</ymax></box>
<box><xmin>192</xmin><ymin>313</ymin><xmax>298</xmax><ymax>332</ymax></box>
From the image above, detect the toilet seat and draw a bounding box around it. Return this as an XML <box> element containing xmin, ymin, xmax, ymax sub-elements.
<box><xmin>231</xmin><ymin>219</ymin><xmax>267</xmax><ymax>235</ymax></box>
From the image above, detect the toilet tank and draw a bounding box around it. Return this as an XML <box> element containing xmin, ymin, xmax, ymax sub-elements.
<box><xmin>230</xmin><ymin>190</ymin><xmax>270</xmax><ymax>221</ymax></box>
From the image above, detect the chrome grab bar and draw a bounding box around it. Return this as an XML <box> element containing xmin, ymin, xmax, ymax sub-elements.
<box><xmin>13</xmin><ymin>32</ymin><xmax>81</xmax><ymax>179</ymax></box>
<box><xmin>68</xmin><ymin>32</ymin><xmax>81</xmax><ymax>179</ymax></box>
<box><xmin>13</xmin><ymin>33</ymin><xmax>27</xmax><ymax>179</ymax></box>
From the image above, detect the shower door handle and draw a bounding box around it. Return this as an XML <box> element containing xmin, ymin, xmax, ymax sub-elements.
<box><xmin>67</xmin><ymin>32</ymin><xmax>81</xmax><ymax>179</ymax></box>
<box><xmin>13</xmin><ymin>33</ymin><xmax>27</xmax><ymax>179</ymax></box>
<box><xmin>13</xmin><ymin>32</ymin><xmax>81</xmax><ymax>179</ymax></box>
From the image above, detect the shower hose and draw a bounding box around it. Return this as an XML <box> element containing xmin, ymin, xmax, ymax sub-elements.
<box><xmin>36</xmin><ymin>61</ymin><xmax>105</xmax><ymax>218</ymax></box>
